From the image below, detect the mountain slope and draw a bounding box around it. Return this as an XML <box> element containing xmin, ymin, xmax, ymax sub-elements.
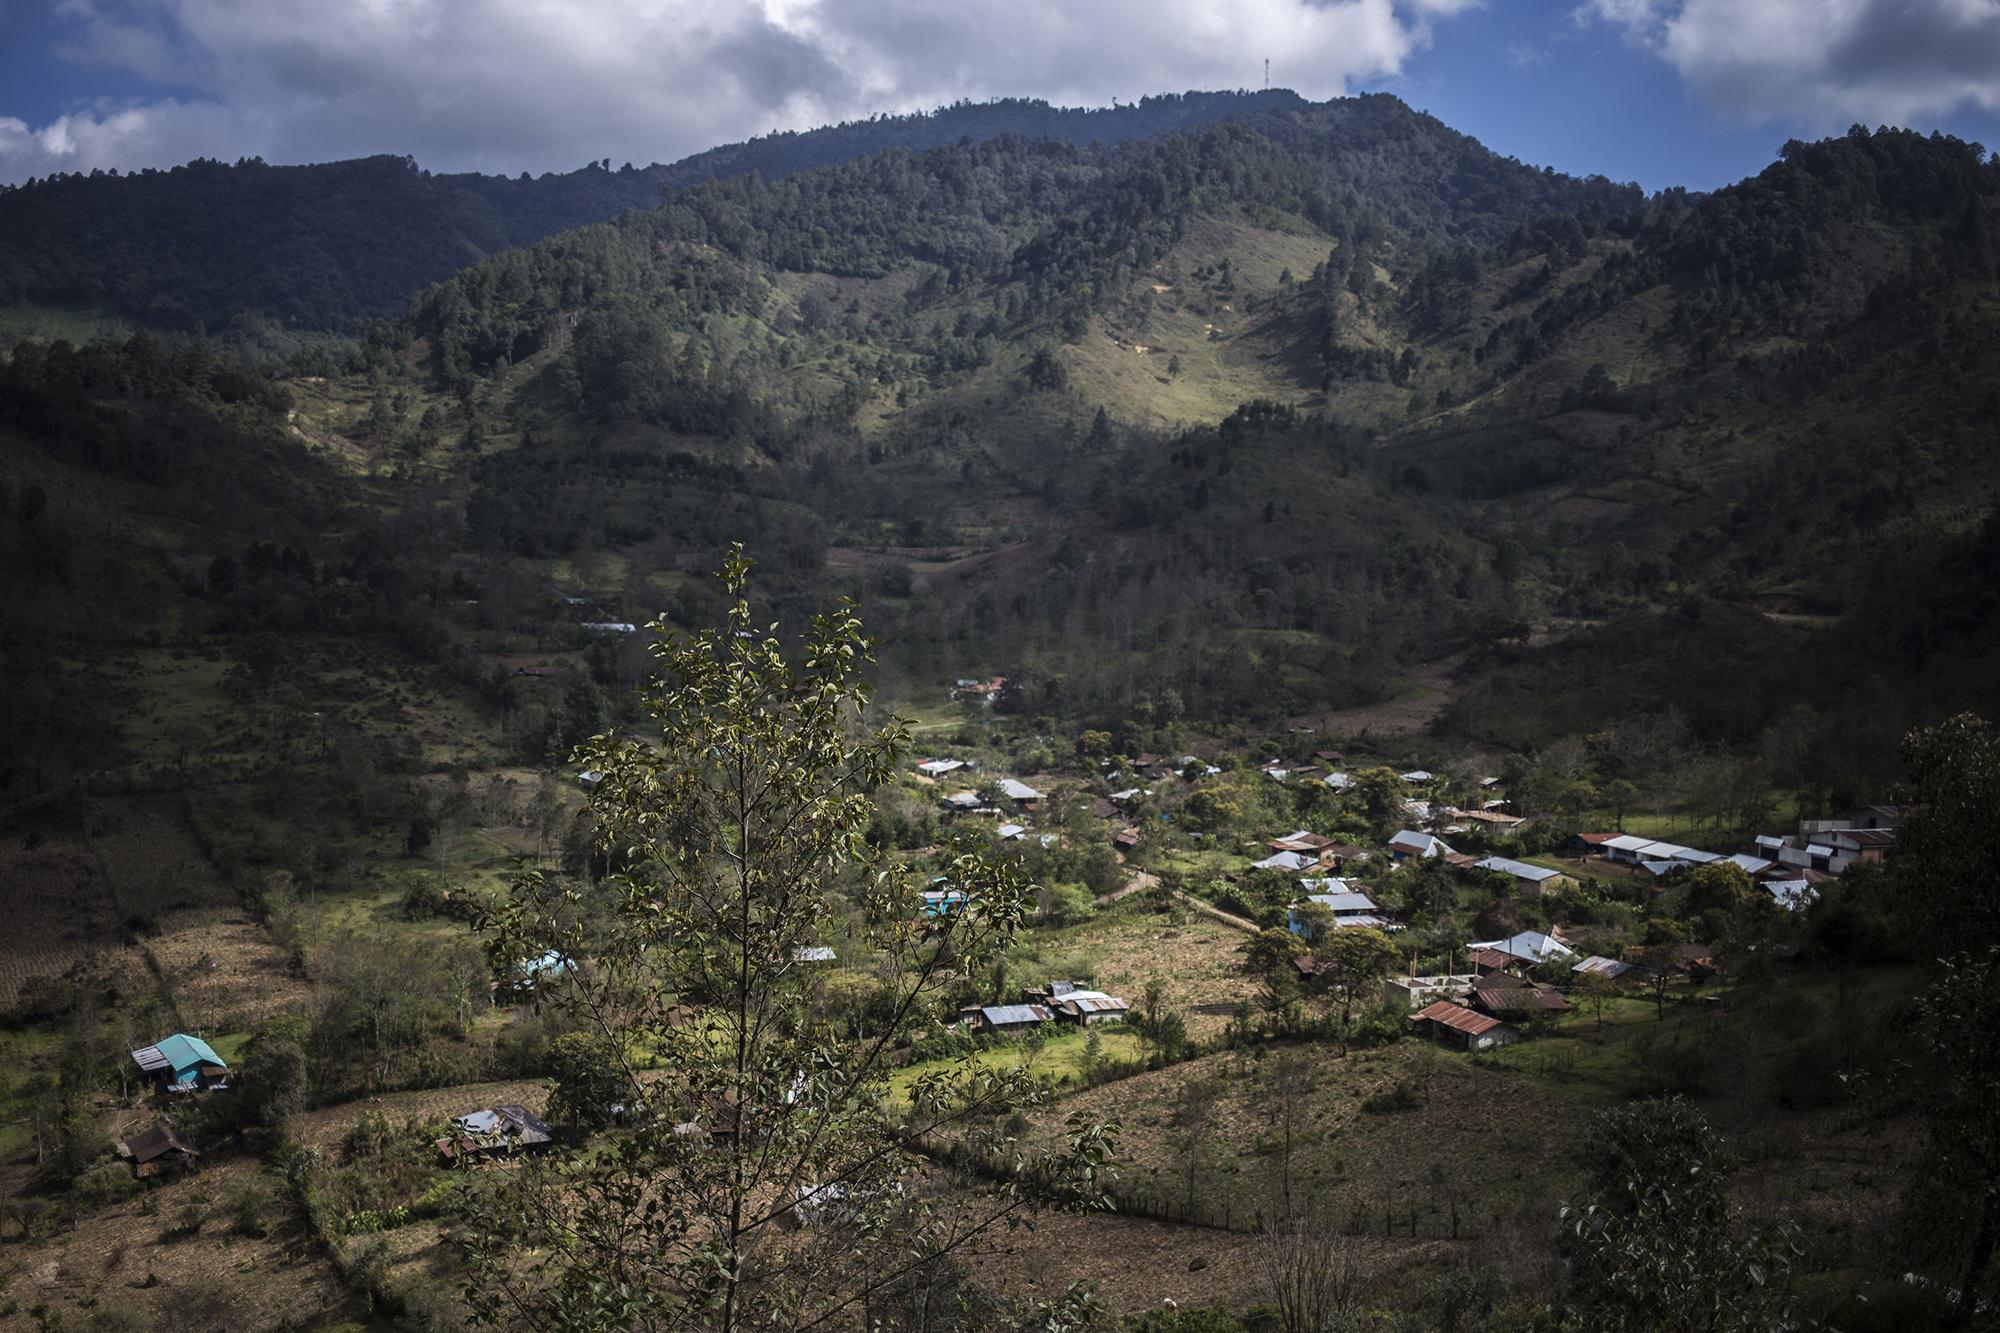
<box><xmin>0</xmin><ymin>91</ymin><xmax>1303</xmax><ymax>335</ymax></box>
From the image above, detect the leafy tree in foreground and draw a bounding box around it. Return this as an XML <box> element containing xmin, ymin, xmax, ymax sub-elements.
<box><xmin>1560</xmin><ymin>1097</ymin><xmax>1799</xmax><ymax>1332</ymax></box>
<box><xmin>465</xmin><ymin>548</ymin><xmax>1116</xmax><ymax>1330</ymax></box>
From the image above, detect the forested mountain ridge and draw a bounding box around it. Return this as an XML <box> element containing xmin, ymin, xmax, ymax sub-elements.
<box><xmin>0</xmin><ymin>91</ymin><xmax>1302</xmax><ymax>335</ymax></box>
<box><xmin>361</xmin><ymin>100</ymin><xmax>2000</xmax><ymax>764</ymax></box>
<box><xmin>4</xmin><ymin>97</ymin><xmax>1998</xmax><ymax>801</ymax></box>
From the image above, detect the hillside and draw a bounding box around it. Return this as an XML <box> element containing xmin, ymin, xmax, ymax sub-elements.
<box><xmin>0</xmin><ymin>91</ymin><xmax>1302</xmax><ymax>336</ymax></box>
<box><xmin>5</xmin><ymin>92</ymin><xmax>2000</xmax><ymax>1332</ymax></box>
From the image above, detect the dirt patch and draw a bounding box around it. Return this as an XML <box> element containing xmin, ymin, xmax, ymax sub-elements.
<box><xmin>296</xmin><ymin>1078</ymin><xmax>553</xmax><ymax>1152</ymax></box>
<box><xmin>0</xmin><ymin>1153</ymin><xmax>350</xmax><ymax>1328</ymax></box>
<box><xmin>1294</xmin><ymin>652</ymin><xmax>1468</xmax><ymax>737</ymax></box>
<box><xmin>1055</xmin><ymin>909</ymin><xmax>1251</xmax><ymax>1040</ymax></box>
<box><xmin>149</xmin><ymin>910</ymin><xmax>305</xmax><ymax>1030</ymax></box>
<box><xmin>0</xmin><ymin>843</ymin><xmax>141</xmax><ymax>1007</ymax></box>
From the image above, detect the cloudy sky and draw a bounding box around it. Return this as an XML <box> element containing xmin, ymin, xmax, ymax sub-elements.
<box><xmin>2</xmin><ymin>0</ymin><xmax>1998</xmax><ymax>191</ymax></box>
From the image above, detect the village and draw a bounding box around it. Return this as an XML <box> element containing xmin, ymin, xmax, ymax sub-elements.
<box><xmin>0</xmin><ymin>650</ymin><xmax>1928</xmax><ymax>1327</ymax></box>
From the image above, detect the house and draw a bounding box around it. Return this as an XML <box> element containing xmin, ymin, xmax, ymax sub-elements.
<box><xmin>1763</xmin><ymin>878</ymin><xmax>1818</xmax><ymax>910</ymax></box>
<box><xmin>1322</xmin><ymin>771</ymin><xmax>1355</xmax><ymax>791</ymax></box>
<box><xmin>1108</xmin><ymin>788</ymin><xmax>1144</xmax><ymax>805</ymax></box>
<box><xmin>1113</xmin><ymin>827</ymin><xmax>1142</xmax><ymax>851</ymax></box>
<box><xmin>1471</xmin><ymin>856</ymin><xmax>1573</xmax><ymax>894</ymax></box>
<box><xmin>1289</xmin><ymin>885</ymin><xmax>1391</xmax><ymax>936</ymax></box>
<box><xmin>1569</xmin><ymin>832</ymin><xmax>1621</xmax><ymax>855</ymax></box>
<box><xmin>941</xmin><ymin>790</ymin><xmax>987</xmax><ymax>813</ymax></box>
<box><xmin>131</xmin><ymin>1034</ymin><xmax>229</xmax><ymax>1093</ymax></box>
<box><xmin>1466</xmin><ymin>930</ymin><xmax>1576</xmax><ymax>967</ymax></box>
<box><xmin>998</xmin><ymin>823</ymin><xmax>1027</xmax><ymax>840</ymax></box>
<box><xmin>1600</xmin><ymin>835</ymin><xmax>1725</xmax><ymax>871</ymax></box>
<box><xmin>950</xmin><ymin>676</ymin><xmax>1007</xmax><ymax>703</ymax></box>
<box><xmin>1052</xmin><ymin>993</ymin><xmax>1133</xmax><ymax>1026</ymax></box>
<box><xmin>1387</xmin><ymin>830</ymin><xmax>1453</xmax><ymax>861</ymax></box>
<box><xmin>581</xmin><ymin>622</ymin><xmax>637</xmax><ymax>634</ymax></box>
<box><xmin>794</xmin><ymin>945</ymin><xmax>837</xmax><ymax>964</ymax></box>
<box><xmin>921</xmin><ymin>887</ymin><xmax>969</xmax><ymax>917</ymax></box>
<box><xmin>1253</xmin><ymin>850</ymin><xmax>1317</xmax><ymax>872</ymax></box>
<box><xmin>1827</xmin><ymin>827</ymin><xmax>1896</xmax><ymax>864</ymax></box>
<box><xmin>1468</xmin><ymin>976</ymin><xmax>1571</xmax><ymax>1018</ymax></box>
<box><xmin>576</xmin><ymin>769</ymin><xmax>604</xmax><ymax>789</ymax></box>
<box><xmin>514</xmin><ymin>950</ymin><xmax>574</xmax><ymax>990</ymax></box>
<box><xmin>1452</xmin><ymin>808</ymin><xmax>1526</xmax><ymax>830</ymax></box>
<box><xmin>1726</xmin><ymin>853</ymin><xmax>1776</xmax><ymax>876</ymax></box>
<box><xmin>1411</xmin><ymin>1000</ymin><xmax>1519</xmax><ymax>1051</ymax></box>
<box><xmin>1381</xmin><ymin>973</ymin><xmax>1479</xmax><ymax>1009</ymax></box>
<box><xmin>1400</xmin><ymin>770</ymin><xmax>1435</xmax><ymax>784</ymax></box>
<box><xmin>1571</xmin><ymin>955</ymin><xmax>1634</xmax><ymax>981</ymax></box>
<box><xmin>1470</xmin><ymin>947</ymin><xmax>1525</xmax><ymax>976</ymax></box>
<box><xmin>1801</xmin><ymin>805</ymin><xmax>1900</xmax><ymax>834</ymax></box>
<box><xmin>437</xmin><ymin>1105</ymin><xmax>556</xmax><ymax>1162</ymax></box>
<box><xmin>998</xmin><ymin>779</ymin><xmax>1044</xmax><ymax>806</ymax></box>
<box><xmin>1269</xmin><ymin>830</ymin><xmax>1335</xmax><ymax>854</ymax></box>
<box><xmin>965</xmin><ymin>1004</ymin><xmax>1052</xmax><ymax>1035</ymax></box>
<box><xmin>916</xmin><ymin>758</ymin><xmax>966</xmax><ymax>778</ymax></box>
<box><xmin>117</xmin><ymin>1121</ymin><xmax>199</xmax><ymax>1178</ymax></box>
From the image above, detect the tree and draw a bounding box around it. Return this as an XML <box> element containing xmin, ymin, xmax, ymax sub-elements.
<box><xmin>1560</xmin><ymin>1097</ymin><xmax>1799</xmax><ymax>1331</ymax></box>
<box><xmin>1246</xmin><ymin>927</ymin><xmax>1307</xmax><ymax>979</ymax></box>
<box><xmin>1906</xmin><ymin>948</ymin><xmax>2000</xmax><ymax>1324</ymax></box>
<box><xmin>465</xmin><ymin>549</ymin><xmax>1116</xmax><ymax>1330</ymax></box>
<box><xmin>1167</xmin><ymin>1073</ymin><xmax>1226</xmax><ymax>1214</ymax></box>
<box><xmin>1313</xmin><ymin>928</ymin><xmax>1402</xmax><ymax>1031</ymax></box>
<box><xmin>1898</xmin><ymin>713</ymin><xmax>2000</xmax><ymax>952</ymax></box>
<box><xmin>545</xmin><ymin>1030</ymin><xmax>629</xmax><ymax>1130</ymax></box>
<box><xmin>1259</xmin><ymin>1222</ymin><xmax>1367</xmax><ymax>1333</ymax></box>
<box><xmin>1265</xmin><ymin>1051</ymin><xmax>1314</xmax><ymax>1223</ymax></box>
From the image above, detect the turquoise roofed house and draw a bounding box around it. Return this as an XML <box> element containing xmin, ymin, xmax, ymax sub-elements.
<box><xmin>131</xmin><ymin>1033</ymin><xmax>229</xmax><ymax>1092</ymax></box>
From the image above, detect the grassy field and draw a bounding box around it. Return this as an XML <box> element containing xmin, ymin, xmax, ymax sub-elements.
<box><xmin>890</xmin><ymin>1028</ymin><xmax>1147</xmax><ymax>1102</ymax></box>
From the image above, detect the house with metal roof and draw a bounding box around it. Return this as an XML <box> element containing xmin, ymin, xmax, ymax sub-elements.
<box><xmin>1411</xmin><ymin>1000</ymin><xmax>1519</xmax><ymax>1051</ymax></box>
<box><xmin>964</xmin><ymin>1003</ymin><xmax>1053</xmax><ymax>1035</ymax></box>
<box><xmin>998</xmin><ymin>779</ymin><xmax>1044</xmax><ymax>804</ymax></box>
<box><xmin>1387</xmin><ymin>830</ymin><xmax>1454</xmax><ymax>861</ymax></box>
<box><xmin>437</xmin><ymin>1104</ymin><xmax>556</xmax><ymax>1162</ymax></box>
<box><xmin>1053</xmin><ymin>994</ymin><xmax>1132</xmax><ymax>1026</ymax></box>
<box><xmin>917</xmin><ymin>758</ymin><xmax>967</xmax><ymax>777</ymax></box>
<box><xmin>117</xmin><ymin>1121</ymin><xmax>200</xmax><ymax>1177</ymax></box>
<box><xmin>1253</xmin><ymin>850</ymin><xmax>1317</xmax><ymax>872</ymax></box>
<box><xmin>1470</xmin><ymin>856</ymin><xmax>1572</xmax><ymax>894</ymax></box>
<box><xmin>1572</xmin><ymin>955</ymin><xmax>1635</xmax><ymax>981</ymax></box>
<box><xmin>1290</xmin><ymin>882</ymin><xmax>1397</xmax><ymax>935</ymax></box>
<box><xmin>1763</xmin><ymin>878</ymin><xmax>1819</xmax><ymax>910</ymax></box>
<box><xmin>1466</xmin><ymin>930</ymin><xmax>1576</xmax><ymax>966</ymax></box>
<box><xmin>131</xmin><ymin>1034</ymin><xmax>228</xmax><ymax>1092</ymax></box>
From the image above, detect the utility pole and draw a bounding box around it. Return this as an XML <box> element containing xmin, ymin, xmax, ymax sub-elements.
<box><xmin>1265</xmin><ymin>59</ymin><xmax>1270</xmax><ymax>91</ymax></box>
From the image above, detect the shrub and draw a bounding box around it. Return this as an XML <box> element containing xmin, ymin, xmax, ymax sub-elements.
<box><xmin>1362</xmin><ymin>1079</ymin><xmax>1423</xmax><ymax>1114</ymax></box>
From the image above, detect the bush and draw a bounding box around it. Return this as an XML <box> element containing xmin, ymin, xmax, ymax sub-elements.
<box><xmin>227</xmin><ymin>1176</ymin><xmax>271</xmax><ymax>1237</ymax></box>
<box><xmin>1362</xmin><ymin>1079</ymin><xmax>1423</xmax><ymax>1114</ymax></box>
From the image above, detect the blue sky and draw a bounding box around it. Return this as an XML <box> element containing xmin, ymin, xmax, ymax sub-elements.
<box><xmin>3</xmin><ymin>0</ymin><xmax>1998</xmax><ymax>190</ymax></box>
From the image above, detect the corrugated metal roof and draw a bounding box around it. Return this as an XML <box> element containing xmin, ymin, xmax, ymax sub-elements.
<box><xmin>1061</xmin><ymin>996</ymin><xmax>1131</xmax><ymax>1015</ymax></box>
<box><xmin>131</xmin><ymin>1033</ymin><xmax>225</xmax><ymax>1076</ymax></box>
<box><xmin>980</xmin><ymin>1004</ymin><xmax>1051</xmax><ymax>1026</ymax></box>
<box><xmin>999</xmin><ymin>779</ymin><xmax>1043</xmax><ymax>800</ymax></box>
<box><xmin>1303</xmin><ymin>892</ymin><xmax>1378</xmax><ymax>913</ymax></box>
<box><xmin>1572</xmin><ymin>955</ymin><xmax>1633</xmax><ymax>979</ymax></box>
<box><xmin>1603</xmin><ymin>834</ymin><xmax>1654</xmax><ymax>852</ymax></box>
<box><xmin>1413</xmin><ymin>1000</ymin><xmax>1502</xmax><ymax>1036</ymax></box>
<box><xmin>1254</xmin><ymin>851</ymin><xmax>1314</xmax><ymax>870</ymax></box>
<box><xmin>1473</xmin><ymin>856</ymin><xmax>1562</xmax><ymax>882</ymax></box>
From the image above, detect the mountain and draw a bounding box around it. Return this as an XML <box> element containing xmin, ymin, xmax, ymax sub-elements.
<box><xmin>4</xmin><ymin>94</ymin><xmax>1997</xmax><ymax>801</ymax></box>
<box><xmin>0</xmin><ymin>91</ymin><xmax>1303</xmax><ymax>336</ymax></box>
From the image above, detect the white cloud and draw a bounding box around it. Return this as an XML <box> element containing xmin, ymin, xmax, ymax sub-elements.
<box><xmin>0</xmin><ymin>0</ymin><xmax>1472</xmax><ymax>183</ymax></box>
<box><xmin>1580</xmin><ymin>0</ymin><xmax>2000</xmax><ymax>126</ymax></box>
